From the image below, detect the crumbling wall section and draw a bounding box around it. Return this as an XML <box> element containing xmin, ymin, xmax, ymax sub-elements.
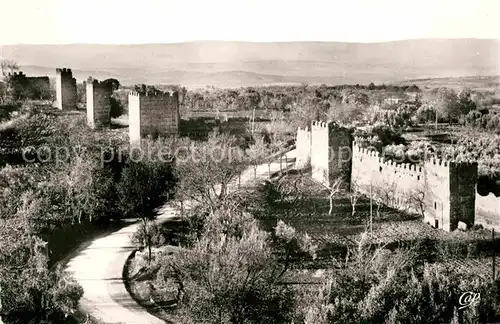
<box><xmin>7</xmin><ymin>72</ymin><xmax>51</xmax><ymax>100</ymax></box>
<box><xmin>27</xmin><ymin>76</ymin><xmax>51</xmax><ymax>99</ymax></box>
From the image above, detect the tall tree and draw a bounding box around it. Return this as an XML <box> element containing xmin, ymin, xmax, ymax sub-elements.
<box><xmin>0</xmin><ymin>60</ymin><xmax>19</xmax><ymax>78</ymax></box>
<box><xmin>174</xmin><ymin>131</ymin><xmax>247</xmax><ymax>213</ymax></box>
<box><xmin>246</xmin><ymin>135</ymin><xmax>270</xmax><ymax>179</ymax></box>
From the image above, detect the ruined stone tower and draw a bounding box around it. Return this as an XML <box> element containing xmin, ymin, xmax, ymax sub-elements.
<box><xmin>86</xmin><ymin>77</ymin><xmax>111</xmax><ymax>129</ymax></box>
<box><xmin>128</xmin><ymin>91</ymin><xmax>180</xmax><ymax>146</ymax></box>
<box><xmin>55</xmin><ymin>68</ymin><xmax>77</xmax><ymax>110</ymax></box>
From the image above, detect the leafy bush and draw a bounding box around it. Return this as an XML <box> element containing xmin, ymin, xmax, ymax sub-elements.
<box><xmin>109</xmin><ymin>96</ymin><xmax>124</xmax><ymax>118</ymax></box>
<box><xmin>0</xmin><ymin>223</ymin><xmax>83</xmax><ymax>324</ymax></box>
<box><xmin>151</xmin><ymin>173</ymin><xmax>317</xmax><ymax>323</ymax></box>
<box><xmin>117</xmin><ymin>158</ymin><xmax>176</xmax><ymax>218</ymax></box>
<box><xmin>0</xmin><ymin>102</ymin><xmax>21</xmax><ymax>122</ymax></box>
<box><xmin>0</xmin><ymin>109</ymin><xmax>180</xmax><ymax>323</ymax></box>
<box><xmin>303</xmin><ymin>235</ymin><xmax>500</xmax><ymax>324</ymax></box>
<box><xmin>157</xmin><ymin>222</ymin><xmax>298</xmax><ymax>324</ymax></box>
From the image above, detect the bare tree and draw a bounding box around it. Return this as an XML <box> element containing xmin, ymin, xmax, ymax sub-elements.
<box><xmin>175</xmin><ymin>132</ymin><xmax>246</xmax><ymax>214</ymax></box>
<box><xmin>349</xmin><ymin>191</ymin><xmax>362</xmax><ymax>218</ymax></box>
<box><xmin>0</xmin><ymin>59</ymin><xmax>19</xmax><ymax>77</ymax></box>
<box><xmin>322</xmin><ymin>177</ymin><xmax>343</xmax><ymax>215</ymax></box>
<box><xmin>0</xmin><ymin>59</ymin><xmax>19</xmax><ymax>102</ymax></box>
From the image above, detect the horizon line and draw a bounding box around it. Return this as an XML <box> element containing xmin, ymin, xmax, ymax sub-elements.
<box><xmin>1</xmin><ymin>37</ymin><xmax>498</xmax><ymax>46</ymax></box>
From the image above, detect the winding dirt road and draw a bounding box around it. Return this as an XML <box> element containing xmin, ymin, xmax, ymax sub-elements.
<box><xmin>64</xmin><ymin>150</ymin><xmax>297</xmax><ymax>324</ymax></box>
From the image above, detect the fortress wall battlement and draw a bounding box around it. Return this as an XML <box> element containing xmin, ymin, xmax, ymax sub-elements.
<box><xmin>351</xmin><ymin>139</ymin><xmax>477</xmax><ymax>231</ymax></box>
<box><xmin>296</xmin><ymin>126</ymin><xmax>311</xmax><ymax>168</ymax></box>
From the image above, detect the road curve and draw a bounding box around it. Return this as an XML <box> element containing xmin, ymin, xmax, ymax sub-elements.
<box><xmin>64</xmin><ymin>149</ymin><xmax>296</xmax><ymax>324</ymax></box>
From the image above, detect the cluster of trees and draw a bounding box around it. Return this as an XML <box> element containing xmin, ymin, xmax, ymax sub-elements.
<box><xmin>353</xmin><ymin>125</ymin><xmax>406</xmax><ymax>151</ymax></box>
<box><xmin>180</xmin><ymin>84</ymin><xmax>404</xmax><ymax>126</ymax></box>
<box><xmin>365</xmin><ymin>87</ymin><xmax>495</xmax><ymax>131</ymax></box>
<box><xmin>256</xmin><ymin>175</ymin><xmax>500</xmax><ymax>323</ymax></box>
<box><xmin>127</xmin><ymin>131</ymin><xmax>320</xmax><ymax>323</ymax></box>
<box><xmin>464</xmin><ymin>110</ymin><xmax>500</xmax><ymax>131</ymax></box>
<box><xmin>0</xmin><ymin>109</ymin><xmax>177</xmax><ymax>322</ymax></box>
<box><xmin>0</xmin><ymin>59</ymin><xmax>19</xmax><ymax>103</ymax></box>
<box><xmin>157</xmin><ymin>207</ymin><xmax>317</xmax><ymax>323</ymax></box>
<box><xmin>174</xmin><ymin>83</ymin><xmax>432</xmax><ymax>134</ymax></box>
<box><xmin>442</xmin><ymin>133</ymin><xmax>500</xmax><ymax>180</ymax></box>
<box><xmin>305</xmin><ymin>234</ymin><xmax>500</xmax><ymax>324</ymax></box>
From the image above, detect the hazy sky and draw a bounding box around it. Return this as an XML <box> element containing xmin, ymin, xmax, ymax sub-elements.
<box><xmin>0</xmin><ymin>0</ymin><xmax>499</xmax><ymax>44</ymax></box>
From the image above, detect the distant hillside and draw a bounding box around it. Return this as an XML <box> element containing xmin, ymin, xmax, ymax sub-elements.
<box><xmin>397</xmin><ymin>75</ymin><xmax>500</xmax><ymax>91</ymax></box>
<box><xmin>1</xmin><ymin>39</ymin><xmax>498</xmax><ymax>87</ymax></box>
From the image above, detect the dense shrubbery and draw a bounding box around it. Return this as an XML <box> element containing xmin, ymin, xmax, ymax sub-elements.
<box><xmin>441</xmin><ymin>133</ymin><xmax>500</xmax><ymax>180</ymax></box>
<box><xmin>382</xmin><ymin>140</ymin><xmax>435</xmax><ymax>164</ymax></box>
<box><xmin>178</xmin><ymin>84</ymin><xmax>419</xmax><ymax>130</ymax></box>
<box><xmin>0</xmin><ymin>109</ymin><xmax>177</xmax><ymax>323</ymax></box>
<box><xmin>353</xmin><ymin>124</ymin><xmax>406</xmax><ymax>152</ymax></box>
<box><xmin>464</xmin><ymin>110</ymin><xmax>500</xmax><ymax>132</ymax></box>
<box><xmin>158</xmin><ymin>218</ymin><xmax>299</xmax><ymax>323</ymax></box>
<box><xmin>303</xmin><ymin>234</ymin><xmax>500</xmax><ymax>324</ymax></box>
<box><xmin>153</xmin><ymin>201</ymin><xmax>317</xmax><ymax>323</ymax></box>
<box><xmin>0</xmin><ymin>102</ymin><xmax>21</xmax><ymax>122</ymax></box>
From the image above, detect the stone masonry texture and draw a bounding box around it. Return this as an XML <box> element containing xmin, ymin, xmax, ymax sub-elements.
<box><xmin>86</xmin><ymin>77</ymin><xmax>112</xmax><ymax>129</ymax></box>
<box><xmin>128</xmin><ymin>91</ymin><xmax>179</xmax><ymax>146</ymax></box>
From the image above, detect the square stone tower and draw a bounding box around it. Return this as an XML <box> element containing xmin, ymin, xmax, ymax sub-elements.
<box><xmin>86</xmin><ymin>77</ymin><xmax>112</xmax><ymax>129</ymax></box>
<box><xmin>295</xmin><ymin>126</ymin><xmax>311</xmax><ymax>168</ymax></box>
<box><xmin>128</xmin><ymin>91</ymin><xmax>180</xmax><ymax>146</ymax></box>
<box><xmin>423</xmin><ymin>158</ymin><xmax>478</xmax><ymax>231</ymax></box>
<box><xmin>55</xmin><ymin>68</ymin><xmax>77</xmax><ymax>110</ymax></box>
<box><xmin>310</xmin><ymin>121</ymin><xmax>353</xmax><ymax>187</ymax></box>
